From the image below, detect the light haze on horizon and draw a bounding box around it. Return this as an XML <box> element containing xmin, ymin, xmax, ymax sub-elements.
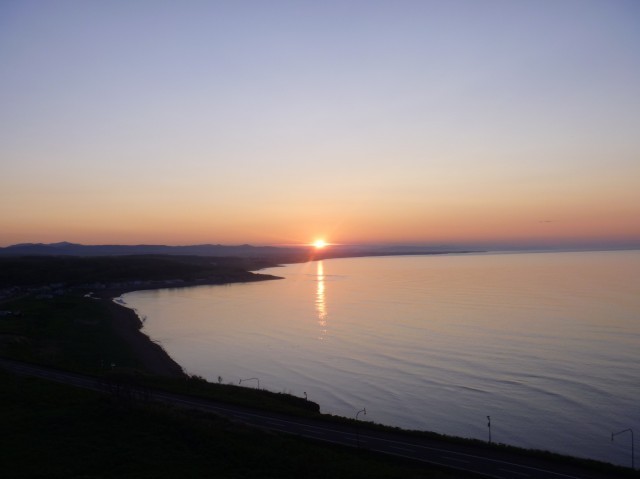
<box><xmin>1</xmin><ymin>1</ymin><xmax>639</xmax><ymax>248</ymax></box>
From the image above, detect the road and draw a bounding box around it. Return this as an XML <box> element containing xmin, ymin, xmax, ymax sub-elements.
<box><xmin>1</xmin><ymin>358</ymin><xmax>626</xmax><ymax>479</ymax></box>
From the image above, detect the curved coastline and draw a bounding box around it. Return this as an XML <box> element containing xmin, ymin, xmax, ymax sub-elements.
<box><xmin>95</xmin><ymin>273</ymin><xmax>282</xmax><ymax>378</ymax></box>
<box><xmin>101</xmin><ymin>298</ymin><xmax>185</xmax><ymax>377</ymax></box>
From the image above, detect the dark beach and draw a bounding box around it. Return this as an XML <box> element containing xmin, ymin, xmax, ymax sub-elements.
<box><xmin>101</xmin><ymin>298</ymin><xmax>185</xmax><ymax>377</ymax></box>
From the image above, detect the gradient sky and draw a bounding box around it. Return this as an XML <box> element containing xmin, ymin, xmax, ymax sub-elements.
<box><xmin>1</xmin><ymin>1</ymin><xmax>639</xmax><ymax>248</ymax></box>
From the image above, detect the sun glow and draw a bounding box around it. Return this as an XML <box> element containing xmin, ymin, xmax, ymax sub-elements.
<box><xmin>313</xmin><ymin>239</ymin><xmax>328</xmax><ymax>249</ymax></box>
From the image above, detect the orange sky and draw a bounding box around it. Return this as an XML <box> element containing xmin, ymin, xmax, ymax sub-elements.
<box><xmin>1</xmin><ymin>2</ymin><xmax>639</xmax><ymax>249</ymax></box>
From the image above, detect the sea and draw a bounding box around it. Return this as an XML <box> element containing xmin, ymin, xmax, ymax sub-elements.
<box><xmin>121</xmin><ymin>250</ymin><xmax>640</xmax><ymax>467</ymax></box>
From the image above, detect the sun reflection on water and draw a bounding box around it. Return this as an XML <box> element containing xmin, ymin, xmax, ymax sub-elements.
<box><xmin>315</xmin><ymin>261</ymin><xmax>327</xmax><ymax>339</ymax></box>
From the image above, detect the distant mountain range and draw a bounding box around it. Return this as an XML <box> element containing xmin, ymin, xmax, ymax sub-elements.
<box><xmin>0</xmin><ymin>242</ymin><xmax>474</xmax><ymax>260</ymax></box>
<box><xmin>3</xmin><ymin>241</ymin><xmax>638</xmax><ymax>260</ymax></box>
<box><xmin>0</xmin><ymin>242</ymin><xmax>301</xmax><ymax>258</ymax></box>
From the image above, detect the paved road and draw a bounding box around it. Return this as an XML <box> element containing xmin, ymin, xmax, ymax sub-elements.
<box><xmin>1</xmin><ymin>358</ymin><xmax>626</xmax><ymax>479</ymax></box>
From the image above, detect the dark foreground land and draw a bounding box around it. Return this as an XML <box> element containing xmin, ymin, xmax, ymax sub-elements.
<box><xmin>2</xmin><ymin>366</ymin><xmax>467</xmax><ymax>479</ymax></box>
<box><xmin>1</xmin><ymin>255</ymin><xmax>638</xmax><ymax>478</ymax></box>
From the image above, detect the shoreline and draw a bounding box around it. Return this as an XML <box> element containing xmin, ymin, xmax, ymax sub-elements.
<box><xmin>89</xmin><ymin>253</ymin><xmax>469</xmax><ymax>380</ymax></box>
<box><xmin>101</xmin><ymin>298</ymin><xmax>185</xmax><ymax>377</ymax></box>
<box><xmin>97</xmin><ymin>274</ymin><xmax>282</xmax><ymax>378</ymax></box>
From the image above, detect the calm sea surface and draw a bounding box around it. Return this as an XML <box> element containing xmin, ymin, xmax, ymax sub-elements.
<box><xmin>122</xmin><ymin>251</ymin><xmax>640</xmax><ymax>466</ymax></box>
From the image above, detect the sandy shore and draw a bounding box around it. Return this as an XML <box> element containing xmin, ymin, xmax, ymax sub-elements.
<box><xmin>101</xmin><ymin>298</ymin><xmax>186</xmax><ymax>377</ymax></box>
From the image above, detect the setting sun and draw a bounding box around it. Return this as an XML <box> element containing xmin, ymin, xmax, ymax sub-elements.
<box><xmin>313</xmin><ymin>239</ymin><xmax>328</xmax><ymax>249</ymax></box>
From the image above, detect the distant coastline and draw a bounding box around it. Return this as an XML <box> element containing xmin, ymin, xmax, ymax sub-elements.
<box><xmin>93</xmin><ymin>272</ymin><xmax>282</xmax><ymax>301</ymax></box>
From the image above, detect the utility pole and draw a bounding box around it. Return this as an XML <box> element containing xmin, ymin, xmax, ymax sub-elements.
<box><xmin>356</xmin><ymin>408</ymin><xmax>367</xmax><ymax>449</ymax></box>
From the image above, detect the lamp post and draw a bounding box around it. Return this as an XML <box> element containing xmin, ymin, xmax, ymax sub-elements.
<box><xmin>355</xmin><ymin>408</ymin><xmax>366</xmax><ymax>449</ymax></box>
<box><xmin>612</xmin><ymin>428</ymin><xmax>634</xmax><ymax>469</ymax></box>
<box><xmin>239</xmin><ymin>377</ymin><xmax>260</xmax><ymax>389</ymax></box>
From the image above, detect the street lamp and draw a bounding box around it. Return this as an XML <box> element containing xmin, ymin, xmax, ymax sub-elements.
<box><xmin>239</xmin><ymin>377</ymin><xmax>260</xmax><ymax>389</ymax></box>
<box><xmin>355</xmin><ymin>408</ymin><xmax>367</xmax><ymax>449</ymax></box>
<box><xmin>612</xmin><ymin>428</ymin><xmax>634</xmax><ymax>469</ymax></box>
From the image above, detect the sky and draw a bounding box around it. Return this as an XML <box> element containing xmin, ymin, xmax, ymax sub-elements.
<box><xmin>1</xmin><ymin>1</ymin><xmax>639</xmax><ymax>248</ymax></box>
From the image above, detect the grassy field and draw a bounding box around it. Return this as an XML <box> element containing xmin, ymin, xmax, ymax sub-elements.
<box><xmin>1</xmin><ymin>295</ymin><xmax>143</xmax><ymax>372</ymax></box>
